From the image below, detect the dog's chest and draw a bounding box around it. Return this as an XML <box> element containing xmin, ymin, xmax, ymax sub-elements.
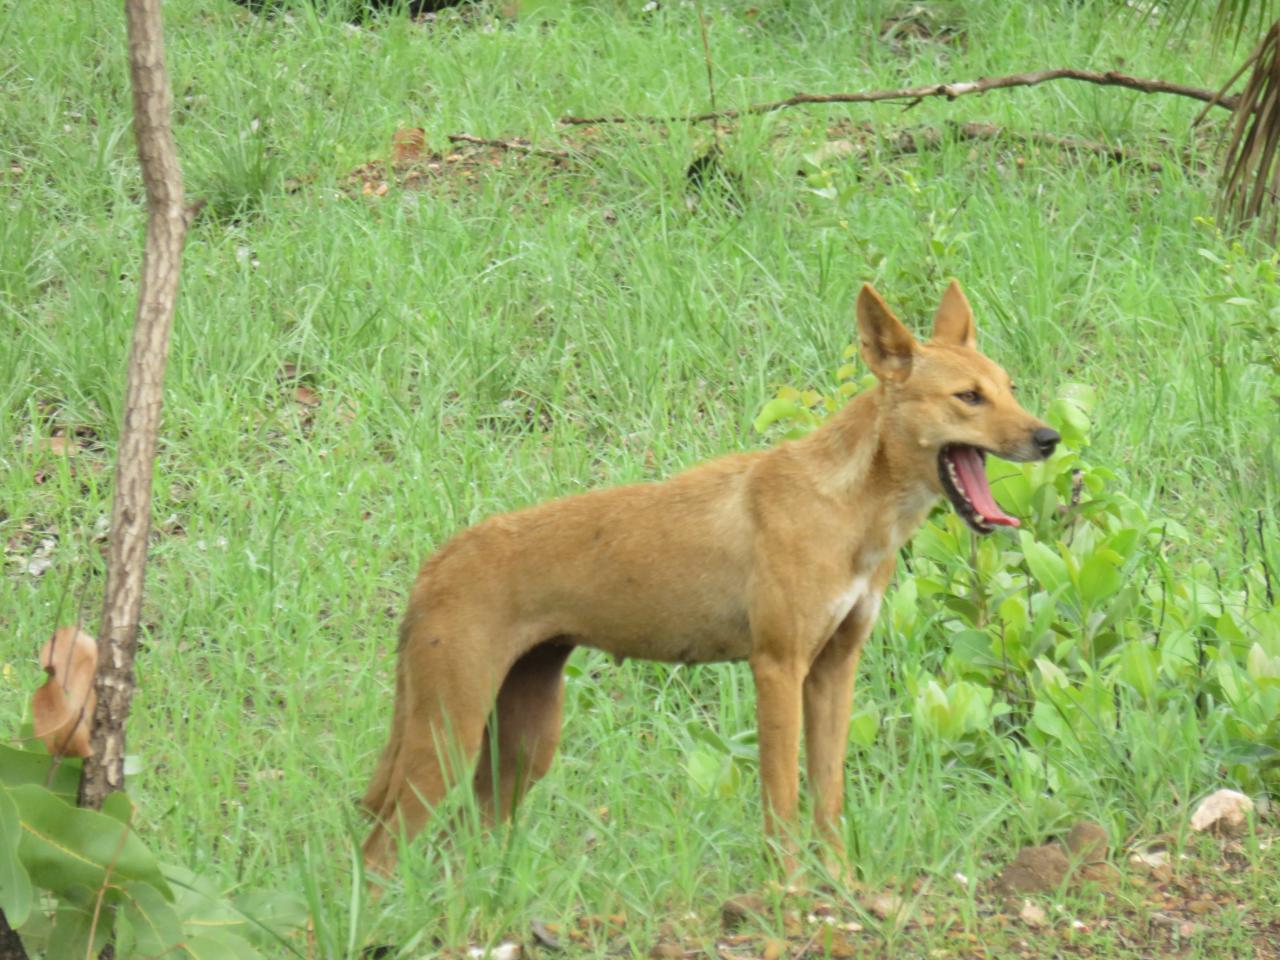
<box><xmin>828</xmin><ymin>574</ymin><xmax>870</xmax><ymax>624</ymax></box>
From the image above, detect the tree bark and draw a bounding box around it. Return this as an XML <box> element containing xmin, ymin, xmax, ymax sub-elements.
<box><xmin>78</xmin><ymin>0</ymin><xmax>196</xmax><ymax>809</ymax></box>
<box><xmin>0</xmin><ymin>911</ymin><xmax>28</xmax><ymax>960</ymax></box>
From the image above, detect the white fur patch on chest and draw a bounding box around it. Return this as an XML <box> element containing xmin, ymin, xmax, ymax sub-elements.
<box><xmin>828</xmin><ymin>574</ymin><xmax>870</xmax><ymax>623</ymax></box>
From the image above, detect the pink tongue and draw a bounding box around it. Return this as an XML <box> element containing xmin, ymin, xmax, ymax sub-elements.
<box><xmin>951</xmin><ymin>447</ymin><xmax>1020</xmax><ymax>527</ymax></box>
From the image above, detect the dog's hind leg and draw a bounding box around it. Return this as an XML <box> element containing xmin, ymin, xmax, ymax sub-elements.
<box><xmin>472</xmin><ymin>640</ymin><xmax>575</xmax><ymax>821</ymax></box>
<box><xmin>362</xmin><ymin>614</ymin><xmax>503</xmax><ymax>873</ymax></box>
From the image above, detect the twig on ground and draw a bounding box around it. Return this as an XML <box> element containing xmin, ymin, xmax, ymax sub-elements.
<box><xmin>559</xmin><ymin>68</ymin><xmax>1241</xmax><ymax>126</ymax></box>
<box><xmin>890</xmin><ymin>121</ymin><xmax>1165</xmax><ymax>172</ymax></box>
<box><xmin>446</xmin><ymin>133</ymin><xmax>571</xmax><ymax>160</ymax></box>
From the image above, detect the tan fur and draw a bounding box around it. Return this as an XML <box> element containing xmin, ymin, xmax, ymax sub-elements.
<box><xmin>362</xmin><ymin>281</ymin><xmax>1057</xmax><ymax>875</ymax></box>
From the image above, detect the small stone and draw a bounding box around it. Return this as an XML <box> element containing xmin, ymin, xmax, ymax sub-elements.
<box><xmin>1018</xmin><ymin>900</ymin><xmax>1048</xmax><ymax>928</ymax></box>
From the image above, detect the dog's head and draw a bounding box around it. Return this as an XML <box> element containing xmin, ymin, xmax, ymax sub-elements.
<box><xmin>857</xmin><ymin>281</ymin><xmax>1059</xmax><ymax>534</ymax></box>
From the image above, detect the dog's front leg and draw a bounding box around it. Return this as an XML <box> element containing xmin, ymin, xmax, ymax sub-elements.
<box><xmin>750</xmin><ymin>650</ymin><xmax>807</xmax><ymax>876</ymax></box>
<box><xmin>802</xmin><ymin>563</ymin><xmax>892</xmax><ymax>881</ymax></box>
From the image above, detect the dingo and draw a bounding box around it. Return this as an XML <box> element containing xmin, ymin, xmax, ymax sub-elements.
<box><xmin>362</xmin><ymin>281</ymin><xmax>1059</xmax><ymax>875</ymax></box>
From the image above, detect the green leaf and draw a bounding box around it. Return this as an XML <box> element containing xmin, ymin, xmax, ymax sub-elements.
<box><xmin>121</xmin><ymin>881</ymin><xmax>184</xmax><ymax>954</ymax></box>
<box><xmin>1247</xmin><ymin>643</ymin><xmax>1280</xmax><ymax>683</ymax></box>
<box><xmin>178</xmin><ymin>931</ymin><xmax>264</xmax><ymax>960</ymax></box>
<box><xmin>102</xmin><ymin>791</ymin><xmax>134</xmax><ymax>826</ymax></box>
<box><xmin>752</xmin><ymin>397</ymin><xmax>803</xmax><ymax>433</ymax></box>
<box><xmin>230</xmin><ymin>887</ymin><xmax>309</xmax><ymax>940</ymax></box>
<box><xmin>949</xmin><ymin>629</ymin><xmax>1000</xmax><ymax>670</ymax></box>
<box><xmin>48</xmin><ymin>898</ymin><xmax>112</xmax><ymax>960</ymax></box>
<box><xmin>1058</xmin><ymin>382</ymin><xmax>1098</xmax><ymax>415</ymax></box>
<box><xmin>10</xmin><ymin>784</ymin><xmax>173</xmax><ymax>903</ymax></box>
<box><xmin>0</xmin><ymin>744</ymin><xmax>81</xmax><ymax>801</ymax></box>
<box><xmin>1047</xmin><ymin>396</ymin><xmax>1091</xmax><ymax>448</ymax></box>
<box><xmin>166</xmin><ymin>864</ymin><xmax>248</xmax><ymax>932</ymax></box>
<box><xmin>0</xmin><ymin>786</ymin><xmax>33</xmax><ymax>927</ymax></box>
<box><xmin>847</xmin><ymin>705</ymin><xmax>880</xmax><ymax>748</ymax></box>
<box><xmin>685</xmin><ymin>746</ymin><xmax>723</xmax><ymax>798</ymax></box>
<box><xmin>1118</xmin><ymin>641</ymin><xmax>1159</xmax><ymax>700</ymax></box>
<box><xmin>1031</xmin><ymin>699</ymin><xmax>1068</xmax><ymax>742</ymax></box>
<box><xmin>687</xmin><ymin>722</ymin><xmax>730</xmax><ymax>754</ymax></box>
<box><xmin>1078</xmin><ymin>551</ymin><xmax>1123</xmax><ymax>606</ymax></box>
<box><xmin>1020</xmin><ymin>532</ymin><xmax>1069</xmax><ymax>595</ymax></box>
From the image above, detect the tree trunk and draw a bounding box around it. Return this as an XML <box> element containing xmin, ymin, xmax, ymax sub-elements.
<box><xmin>0</xmin><ymin>911</ymin><xmax>28</xmax><ymax>960</ymax></box>
<box><xmin>78</xmin><ymin>0</ymin><xmax>196</xmax><ymax>809</ymax></box>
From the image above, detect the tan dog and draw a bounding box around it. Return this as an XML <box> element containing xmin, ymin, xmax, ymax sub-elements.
<box><xmin>362</xmin><ymin>281</ymin><xmax>1059</xmax><ymax>874</ymax></box>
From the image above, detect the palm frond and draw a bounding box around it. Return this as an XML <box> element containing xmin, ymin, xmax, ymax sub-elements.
<box><xmin>1217</xmin><ymin>21</ymin><xmax>1280</xmax><ymax>237</ymax></box>
<box><xmin>1148</xmin><ymin>0</ymin><xmax>1280</xmax><ymax>52</ymax></box>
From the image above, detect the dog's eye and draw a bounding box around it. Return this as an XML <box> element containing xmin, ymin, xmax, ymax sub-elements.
<box><xmin>954</xmin><ymin>390</ymin><xmax>982</xmax><ymax>406</ymax></box>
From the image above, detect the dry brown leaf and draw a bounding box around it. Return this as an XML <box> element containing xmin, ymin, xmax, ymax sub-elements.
<box><xmin>1190</xmin><ymin>789</ymin><xmax>1254</xmax><ymax>835</ymax></box>
<box><xmin>1018</xmin><ymin>900</ymin><xmax>1048</xmax><ymax>928</ymax></box>
<box><xmin>40</xmin><ymin>435</ymin><xmax>79</xmax><ymax>456</ymax></box>
<box><xmin>392</xmin><ymin>126</ymin><xmax>426</xmax><ymax>163</ymax></box>
<box><xmin>31</xmin><ymin>626</ymin><xmax>97</xmax><ymax>757</ymax></box>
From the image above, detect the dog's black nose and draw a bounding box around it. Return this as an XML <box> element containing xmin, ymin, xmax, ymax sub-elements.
<box><xmin>1033</xmin><ymin>427</ymin><xmax>1060</xmax><ymax>458</ymax></box>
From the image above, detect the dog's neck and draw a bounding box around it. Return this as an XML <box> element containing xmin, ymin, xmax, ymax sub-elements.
<box><xmin>801</xmin><ymin>385</ymin><xmax>940</xmax><ymax>551</ymax></box>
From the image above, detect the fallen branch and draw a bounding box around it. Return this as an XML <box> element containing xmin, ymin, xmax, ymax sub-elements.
<box><xmin>446</xmin><ymin>132</ymin><xmax>571</xmax><ymax>160</ymax></box>
<box><xmin>560</xmin><ymin>68</ymin><xmax>1241</xmax><ymax>126</ymax></box>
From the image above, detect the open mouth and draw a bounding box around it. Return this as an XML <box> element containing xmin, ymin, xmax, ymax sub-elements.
<box><xmin>938</xmin><ymin>445</ymin><xmax>1020</xmax><ymax>535</ymax></box>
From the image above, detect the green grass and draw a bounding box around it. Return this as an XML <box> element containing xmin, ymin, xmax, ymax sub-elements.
<box><xmin>2</xmin><ymin>0</ymin><xmax>1278</xmax><ymax>955</ymax></box>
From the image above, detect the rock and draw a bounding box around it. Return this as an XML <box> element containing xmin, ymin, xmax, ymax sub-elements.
<box><xmin>864</xmin><ymin>892</ymin><xmax>904</xmax><ymax>920</ymax></box>
<box><xmin>995</xmin><ymin>843</ymin><xmax>1071</xmax><ymax>895</ymax></box>
<box><xmin>1129</xmin><ymin>848</ymin><xmax>1169</xmax><ymax>870</ymax></box>
<box><xmin>467</xmin><ymin>944</ymin><xmax>520</xmax><ymax>960</ymax></box>
<box><xmin>1129</xmin><ymin>848</ymin><xmax>1173</xmax><ymax>883</ymax></box>
<box><xmin>1018</xmin><ymin>900</ymin><xmax>1049</xmax><ymax>928</ymax></box>
<box><xmin>1064</xmin><ymin>821</ymin><xmax>1109</xmax><ymax>862</ymax></box>
<box><xmin>1190</xmin><ymin>789</ymin><xmax>1254</xmax><ymax>836</ymax></box>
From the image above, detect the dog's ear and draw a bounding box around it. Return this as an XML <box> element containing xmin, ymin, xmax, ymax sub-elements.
<box><xmin>857</xmin><ymin>284</ymin><xmax>917</xmax><ymax>382</ymax></box>
<box><xmin>931</xmin><ymin>279</ymin><xmax>976</xmax><ymax>349</ymax></box>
